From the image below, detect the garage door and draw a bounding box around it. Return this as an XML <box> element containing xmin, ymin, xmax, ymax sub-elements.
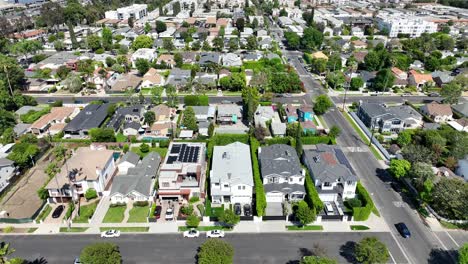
<box><xmin>266</xmin><ymin>192</ymin><xmax>284</xmax><ymax>203</ymax></box>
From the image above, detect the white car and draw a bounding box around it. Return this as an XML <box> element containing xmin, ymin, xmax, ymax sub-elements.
<box><xmin>165</xmin><ymin>208</ymin><xmax>174</xmax><ymax>220</ymax></box>
<box><xmin>183</xmin><ymin>228</ymin><xmax>200</xmax><ymax>238</ymax></box>
<box><xmin>101</xmin><ymin>229</ymin><xmax>121</xmax><ymax>238</ymax></box>
<box><xmin>206</xmin><ymin>230</ymin><xmax>225</xmax><ymax>238</ymax></box>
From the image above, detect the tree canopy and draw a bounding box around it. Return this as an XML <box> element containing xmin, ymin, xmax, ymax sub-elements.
<box><xmin>313</xmin><ymin>95</ymin><xmax>333</xmax><ymax>115</ymax></box>
<box><xmin>198</xmin><ymin>239</ymin><xmax>234</xmax><ymax>264</ymax></box>
<box><xmin>355</xmin><ymin>237</ymin><xmax>390</xmax><ymax>264</ymax></box>
<box><xmin>80</xmin><ymin>242</ymin><xmax>121</xmax><ymax>264</ymax></box>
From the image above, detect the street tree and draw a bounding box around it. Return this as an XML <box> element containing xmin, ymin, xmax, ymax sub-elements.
<box><xmin>313</xmin><ymin>95</ymin><xmax>333</xmax><ymax>115</ymax></box>
<box><xmin>80</xmin><ymin>242</ymin><xmax>121</xmax><ymax>264</ymax></box>
<box><xmin>372</xmin><ymin>68</ymin><xmax>395</xmax><ymax>92</ymax></box>
<box><xmin>328</xmin><ymin>125</ymin><xmax>341</xmax><ymax>138</ymax></box>
<box><xmin>388</xmin><ymin>159</ymin><xmax>411</xmax><ymax>179</ymax></box>
<box><xmin>186</xmin><ymin>214</ymin><xmax>200</xmax><ymax>228</ymax></box>
<box><xmin>431</xmin><ymin>178</ymin><xmax>468</xmax><ymax>220</ymax></box>
<box><xmin>354</xmin><ymin>237</ymin><xmax>390</xmax><ymax>264</ymax></box>
<box><xmin>301</xmin><ymin>256</ymin><xmax>337</xmax><ymax>264</ymax></box>
<box><xmin>219</xmin><ymin>209</ymin><xmax>240</xmax><ymax>228</ymax></box>
<box><xmin>182</xmin><ymin>106</ymin><xmax>198</xmax><ymax>131</ymax></box>
<box><xmin>295</xmin><ymin>200</ymin><xmax>315</xmax><ymax>226</ymax></box>
<box><xmin>350</xmin><ymin>77</ymin><xmax>364</xmax><ymax>91</ymax></box>
<box><xmin>132</xmin><ymin>35</ymin><xmax>153</xmax><ymax>50</ymax></box>
<box><xmin>198</xmin><ymin>239</ymin><xmax>234</xmax><ymax>264</ymax></box>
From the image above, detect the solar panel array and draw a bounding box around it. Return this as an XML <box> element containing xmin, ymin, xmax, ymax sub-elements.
<box><xmin>166</xmin><ymin>144</ymin><xmax>200</xmax><ymax>164</ymax></box>
<box><xmin>335</xmin><ymin>148</ymin><xmax>355</xmax><ymax>174</ymax></box>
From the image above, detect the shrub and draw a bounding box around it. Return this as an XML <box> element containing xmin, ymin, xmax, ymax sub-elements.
<box><xmin>37</xmin><ymin>187</ymin><xmax>49</xmax><ymax>200</ymax></box>
<box><xmin>80</xmin><ymin>242</ymin><xmax>121</xmax><ymax>264</ymax></box>
<box><xmin>159</xmin><ymin>140</ymin><xmax>169</xmax><ymax>148</ymax></box>
<box><xmin>198</xmin><ymin>239</ymin><xmax>234</xmax><ymax>264</ymax></box>
<box><xmin>140</xmin><ymin>143</ymin><xmax>150</xmax><ymax>153</ymax></box>
<box><xmin>304</xmin><ymin>169</ymin><xmax>324</xmax><ymax>212</ymax></box>
<box><xmin>301</xmin><ymin>136</ymin><xmax>335</xmax><ymax>145</ymax></box>
<box><xmin>85</xmin><ymin>189</ymin><xmax>98</xmax><ymax>201</ymax></box>
<box><xmin>180</xmin><ymin>205</ymin><xmax>194</xmax><ymax>215</ymax></box>
<box><xmin>123</xmin><ymin>144</ymin><xmax>129</xmax><ymax>153</ymax></box>
<box><xmin>110</xmin><ymin>202</ymin><xmax>126</xmax><ymax>208</ymax></box>
<box><xmin>249</xmin><ymin>137</ymin><xmax>266</xmax><ymax>216</ymax></box>
<box><xmin>3</xmin><ymin>226</ymin><xmax>14</xmax><ymax>233</ymax></box>
<box><xmin>133</xmin><ymin>201</ymin><xmax>149</xmax><ymax>207</ymax></box>
<box><xmin>265</xmin><ymin>137</ymin><xmax>292</xmax><ymax>146</ymax></box>
<box><xmin>186</xmin><ymin>214</ymin><xmax>200</xmax><ymax>228</ymax></box>
<box><xmin>346</xmin><ymin>198</ymin><xmax>362</xmax><ymax>208</ymax></box>
<box><xmin>189</xmin><ymin>196</ymin><xmax>200</xmax><ymax>203</ymax></box>
<box><xmin>184</xmin><ymin>95</ymin><xmax>209</xmax><ymax>106</ymax></box>
<box><xmin>352</xmin><ymin>182</ymin><xmax>375</xmax><ymax>221</ymax></box>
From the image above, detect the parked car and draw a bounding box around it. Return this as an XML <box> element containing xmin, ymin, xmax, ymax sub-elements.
<box><xmin>243</xmin><ymin>204</ymin><xmax>252</xmax><ymax>216</ymax></box>
<box><xmin>206</xmin><ymin>230</ymin><xmax>225</xmax><ymax>238</ymax></box>
<box><xmin>74</xmin><ymin>258</ymin><xmax>82</xmax><ymax>264</ymax></box>
<box><xmin>429</xmin><ymin>92</ymin><xmax>440</xmax><ymax>97</ymax></box>
<box><xmin>153</xmin><ymin>206</ymin><xmax>162</xmax><ymax>219</ymax></box>
<box><xmin>52</xmin><ymin>205</ymin><xmax>65</xmax><ymax>218</ymax></box>
<box><xmin>234</xmin><ymin>203</ymin><xmax>241</xmax><ymax>215</ymax></box>
<box><xmin>165</xmin><ymin>207</ymin><xmax>174</xmax><ymax>220</ymax></box>
<box><xmin>101</xmin><ymin>229</ymin><xmax>120</xmax><ymax>238</ymax></box>
<box><xmin>395</xmin><ymin>222</ymin><xmax>411</xmax><ymax>238</ymax></box>
<box><xmin>283</xmin><ymin>93</ymin><xmax>292</xmax><ymax>98</ymax></box>
<box><xmin>183</xmin><ymin>228</ymin><xmax>200</xmax><ymax>238</ymax></box>
<box><xmin>46</xmin><ymin>99</ymin><xmax>55</xmax><ymax>104</ymax></box>
<box><xmin>325</xmin><ymin>203</ymin><xmax>334</xmax><ymax>215</ymax></box>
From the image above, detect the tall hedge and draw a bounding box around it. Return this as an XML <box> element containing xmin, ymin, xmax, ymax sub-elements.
<box><xmin>301</xmin><ymin>136</ymin><xmax>336</xmax><ymax>145</ymax></box>
<box><xmin>352</xmin><ymin>182</ymin><xmax>375</xmax><ymax>221</ymax></box>
<box><xmin>304</xmin><ymin>169</ymin><xmax>324</xmax><ymax>213</ymax></box>
<box><xmin>250</xmin><ymin>137</ymin><xmax>266</xmax><ymax>216</ymax></box>
<box><xmin>264</xmin><ymin>137</ymin><xmax>292</xmax><ymax>146</ymax></box>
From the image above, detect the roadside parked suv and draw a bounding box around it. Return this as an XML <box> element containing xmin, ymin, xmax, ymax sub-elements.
<box><xmin>153</xmin><ymin>206</ymin><xmax>162</xmax><ymax>219</ymax></box>
<box><xmin>243</xmin><ymin>204</ymin><xmax>252</xmax><ymax>216</ymax></box>
<box><xmin>206</xmin><ymin>230</ymin><xmax>225</xmax><ymax>238</ymax></box>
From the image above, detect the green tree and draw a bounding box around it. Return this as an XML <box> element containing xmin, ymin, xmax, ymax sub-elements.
<box><xmin>402</xmin><ymin>144</ymin><xmax>434</xmax><ymax>164</ymax></box>
<box><xmin>236</xmin><ymin>18</ymin><xmax>245</xmax><ymax>32</ymax></box>
<box><xmin>313</xmin><ymin>95</ymin><xmax>333</xmax><ymax>115</ymax></box>
<box><xmin>326</xmin><ymin>72</ymin><xmax>346</xmax><ymax>90</ymax></box>
<box><xmin>140</xmin><ymin>143</ymin><xmax>150</xmax><ymax>153</ymax></box>
<box><xmin>198</xmin><ymin>239</ymin><xmax>234</xmax><ymax>264</ymax></box>
<box><xmin>295</xmin><ymin>200</ymin><xmax>315</xmax><ymax>226</ymax></box>
<box><xmin>355</xmin><ymin>237</ymin><xmax>390</xmax><ymax>264</ymax></box>
<box><xmin>389</xmin><ymin>159</ymin><xmax>411</xmax><ymax>179</ymax></box>
<box><xmin>372</xmin><ymin>68</ymin><xmax>395</xmax><ymax>92</ymax></box>
<box><xmin>219</xmin><ymin>209</ymin><xmax>240</xmax><ymax>227</ymax></box>
<box><xmin>135</xmin><ymin>58</ymin><xmax>150</xmax><ymax>75</ymax></box>
<box><xmin>329</xmin><ymin>125</ymin><xmax>341</xmax><ymax>138</ymax></box>
<box><xmin>156</xmin><ymin>21</ymin><xmax>167</xmax><ymax>33</ymax></box>
<box><xmin>56</xmin><ymin>65</ymin><xmax>71</xmax><ymax>79</ymax></box>
<box><xmin>0</xmin><ymin>54</ymin><xmax>25</xmax><ymax>92</ymax></box>
<box><xmin>86</xmin><ymin>34</ymin><xmax>101</xmax><ymax>51</ymax></box>
<box><xmin>431</xmin><ymin>178</ymin><xmax>468</xmax><ymax>220</ymax></box>
<box><xmin>242</xmin><ymin>86</ymin><xmax>260</xmax><ymax>125</ymax></box>
<box><xmin>279</xmin><ymin>8</ymin><xmax>288</xmax><ymax>16</ymax></box>
<box><xmin>182</xmin><ymin>106</ymin><xmax>198</xmax><ymax>131</ymax></box>
<box><xmin>174</xmin><ymin>53</ymin><xmax>183</xmax><ymax>68</ymax></box>
<box><xmin>1</xmin><ymin>127</ymin><xmax>15</xmax><ymax>144</ymax></box>
<box><xmin>228</xmin><ymin>38</ymin><xmax>239</xmax><ymax>52</ymax></box>
<box><xmin>202</xmin><ymin>41</ymin><xmax>211</xmax><ymax>51</ymax></box>
<box><xmin>80</xmin><ymin>242</ymin><xmax>121</xmax><ymax>264</ymax></box>
<box><xmin>151</xmin><ymin>86</ymin><xmax>164</xmax><ymax>105</ymax></box>
<box><xmin>63</xmin><ymin>0</ymin><xmax>85</xmax><ymax>49</ymax></box>
<box><xmin>363</xmin><ymin>51</ymin><xmax>382</xmax><ymax>71</ymax></box>
<box><xmin>396</xmin><ymin>130</ymin><xmax>412</xmax><ymax>146</ymax></box>
<box><xmin>441</xmin><ymin>81</ymin><xmax>462</xmax><ymax>104</ymax></box>
<box><xmin>101</xmin><ymin>27</ymin><xmax>113</xmax><ymax>50</ymax></box>
<box><xmin>10</xmin><ymin>40</ymin><xmax>43</xmax><ymax>61</ymax></box>
<box><xmin>7</xmin><ymin>142</ymin><xmax>39</xmax><ymax>168</ymax></box>
<box><xmin>132</xmin><ymin>35</ymin><xmax>153</xmax><ymax>50</ymax></box>
<box><xmin>301</xmin><ymin>256</ymin><xmax>337</xmax><ymax>264</ymax></box>
<box><xmin>186</xmin><ymin>214</ymin><xmax>200</xmax><ymax>228</ymax></box>
<box><xmin>144</xmin><ymin>22</ymin><xmax>152</xmax><ymax>34</ymax></box>
<box><xmin>63</xmin><ymin>74</ymin><xmax>82</xmax><ymax>93</ymax></box>
<box><xmin>301</xmin><ymin>27</ymin><xmax>323</xmax><ymax>51</ymax></box>
<box><xmin>350</xmin><ymin>77</ymin><xmax>364</xmax><ymax>91</ymax></box>
<box><xmin>89</xmin><ymin>128</ymin><xmax>116</xmax><ymax>142</ymax></box>
<box><xmin>310</xmin><ymin>58</ymin><xmax>327</xmax><ymax>74</ymax></box>
<box><xmin>144</xmin><ymin>111</ymin><xmax>156</xmax><ymax>126</ymax></box>
<box><xmin>458</xmin><ymin>243</ymin><xmax>468</xmax><ymax>264</ymax></box>
<box><xmin>163</xmin><ymin>38</ymin><xmax>175</xmax><ymax>51</ymax></box>
<box><xmin>212</xmin><ymin>37</ymin><xmax>224</xmax><ymax>51</ymax></box>
<box><xmin>284</xmin><ymin>32</ymin><xmax>300</xmax><ymax>50</ymax></box>
<box><xmin>410</xmin><ymin>162</ymin><xmax>435</xmax><ymax>191</ymax></box>
<box><xmin>84</xmin><ymin>188</ymin><xmax>97</xmax><ymax>200</ymax></box>
<box><xmin>246</xmin><ymin>35</ymin><xmax>257</xmax><ymax>50</ymax></box>
<box><xmin>0</xmin><ymin>242</ymin><xmax>15</xmax><ymax>263</ymax></box>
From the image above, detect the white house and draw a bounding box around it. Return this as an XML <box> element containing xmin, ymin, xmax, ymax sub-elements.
<box><xmin>117</xmin><ymin>152</ymin><xmax>140</xmax><ymax>175</ymax></box>
<box><xmin>210</xmin><ymin>142</ymin><xmax>253</xmax><ymax>205</ymax></box>
<box><xmin>46</xmin><ymin>145</ymin><xmax>117</xmax><ymax>202</ymax></box>
<box><xmin>131</xmin><ymin>48</ymin><xmax>157</xmax><ymax>68</ymax></box>
<box><xmin>259</xmin><ymin>144</ymin><xmax>305</xmax><ymax>204</ymax></box>
<box><xmin>221</xmin><ymin>53</ymin><xmax>242</xmax><ymax>67</ymax></box>
<box><xmin>105</xmin><ymin>4</ymin><xmax>148</xmax><ymax>20</ymax></box>
<box><xmin>0</xmin><ymin>158</ymin><xmax>16</xmax><ymax>193</ymax></box>
<box><xmin>420</xmin><ymin>102</ymin><xmax>453</xmax><ymax>123</ymax></box>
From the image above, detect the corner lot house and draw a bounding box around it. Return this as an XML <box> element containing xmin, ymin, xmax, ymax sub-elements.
<box><xmin>420</xmin><ymin>102</ymin><xmax>453</xmax><ymax>123</ymax></box>
<box><xmin>158</xmin><ymin>142</ymin><xmax>206</xmax><ymax>201</ymax></box>
<box><xmin>259</xmin><ymin>144</ymin><xmax>305</xmax><ymax>204</ymax></box>
<box><xmin>302</xmin><ymin>144</ymin><xmax>358</xmax><ymax>204</ymax></box>
<box><xmin>46</xmin><ymin>145</ymin><xmax>117</xmax><ymax>202</ymax></box>
<box><xmin>210</xmin><ymin>142</ymin><xmax>253</xmax><ymax>205</ymax></box>
<box><xmin>110</xmin><ymin>152</ymin><xmax>161</xmax><ymax>204</ymax></box>
<box><xmin>357</xmin><ymin>103</ymin><xmax>423</xmax><ymax>133</ymax></box>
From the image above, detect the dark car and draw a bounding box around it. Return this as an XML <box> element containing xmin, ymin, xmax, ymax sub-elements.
<box><xmin>234</xmin><ymin>203</ymin><xmax>241</xmax><ymax>215</ymax></box>
<box><xmin>395</xmin><ymin>222</ymin><xmax>411</xmax><ymax>238</ymax></box>
<box><xmin>243</xmin><ymin>204</ymin><xmax>252</xmax><ymax>216</ymax></box>
<box><xmin>153</xmin><ymin>206</ymin><xmax>162</xmax><ymax>219</ymax></box>
<box><xmin>52</xmin><ymin>205</ymin><xmax>65</xmax><ymax>218</ymax></box>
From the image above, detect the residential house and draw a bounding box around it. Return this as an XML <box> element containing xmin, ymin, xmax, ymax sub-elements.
<box><xmin>285</xmin><ymin>104</ymin><xmax>314</xmax><ymax>123</ymax></box>
<box><xmin>192</xmin><ymin>106</ymin><xmax>216</xmax><ymax>122</ymax></box>
<box><xmin>359</xmin><ymin>71</ymin><xmax>377</xmax><ymax>88</ymax></box>
<box><xmin>141</xmin><ymin>68</ymin><xmax>164</xmax><ymax>88</ymax></box>
<box><xmin>391</xmin><ymin>67</ymin><xmax>408</xmax><ymax>88</ymax></box>
<box><xmin>107</xmin><ymin>105</ymin><xmax>145</xmax><ymax>136</ymax></box>
<box><xmin>259</xmin><ymin>144</ymin><xmax>305</xmax><ymax>205</ymax></box>
<box><xmin>357</xmin><ymin>103</ymin><xmax>423</xmax><ymax>133</ymax></box>
<box><xmin>432</xmin><ymin>71</ymin><xmax>454</xmax><ymax>87</ymax></box>
<box><xmin>151</xmin><ymin>104</ymin><xmax>174</xmax><ymax>122</ymax></box>
<box><xmin>158</xmin><ymin>142</ymin><xmax>206</xmax><ymax>201</ymax></box>
<box><xmin>199</xmin><ymin>52</ymin><xmax>221</xmax><ymax>66</ymax></box>
<box><xmin>194</xmin><ymin>73</ymin><xmax>217</xmax><ymax>87</ymax></box>
<box><xmin>420</xmin><ymin>102</ymin><xmax>453</xmax><ymax>123</ymax></box>
<box><xmin>0</xmin><ymin>158</ymin><xmax>17</xmax><ymax>193</ymax></box>
<box><xmin>408</xmin><ymin>70</ymin><xmax>433</xmax><ymax>89</ymax></box>
<box><xmin>217</xmin><ymin>104</ymin><xmax>242</xmax><ymax>125</ymax></box>
<box><xmin>147</xmin><ymin>122</ymin><xmax>172</xmax><ymax>138</ymax></box>
<box><xmin>254</xmin><ymin>106</ymin><xmax>275</xmax><ymax>128</ymax></box>
<box><xmin>302</xmin><ymin>144</ymin><xmax>358</xmax><ymax>204</ymax></box>
<box><xmin>221</xmin><ymin>53</ymin><xmax>242</xmax><ymax>67</ymax></box>
<box><xmin>64</xmin><ymin>104</ymin><xmax>110</xmax><ymax>137</ymax></box>
<box><xmin>259</xmin><ymin>38</ymin><xmax>272</xmax><ymax>49</ymax></box>
<box><xmin>210</xmin><ymin>142</ymin><xmax>253</xmax><ymax>205</ymax></box>
<box><xmin>351</xmin><ymin>40</ymin><xmax>367</xmax><ymax>49</ymax></box>
<box><xmin>409</xmin><ymin>60</ymin><xmax>424</xmax><ymax>70</ymax></box>
<box><xmin>166</xmin><ymin>68</ymin><xmax>191</xmax><ymax>88</ymax></box>
<box><xmin>46</xmin><ymin>145</ymin><xmax>117</xmax><ymax>202</ymax></box>
<box><xmin>30</xmin><ymin>107</ymin><xmax>79</xmax><ymax>136</ymax></box>
<box><xmin>156</xmin><ymin>54</ymin><xmax>176</xmax><ymax>68</ymax></box>
<box><xmin>181</xmin><ymin>52</ymin><xmax>196</xmax><ymax>64</ymax></box>
<box><xmin>131</xmin><ymin>48</ymin><xmax>157</xmax><ymax>68</ymax></box>
<box><xmin>117</xmin><ymin>151</ymin><xmax>140</xmax><ymax>175</ymax></box>
<box><xmin>110</xmin><ymin>152</ymin><xmax>161</xmax><ymax>204</ymax></box>
<box><xmin>311</xmin><ymin>51</ymin><xmax>328</xmax><ymax>61</ymax></box>
<box><xmin>452</xmin><ymin>103</ymin><xmax>468</xmax><ymax>118</ymax></box>
<box><xmin>107</xmin><ymin>73</ymin><xmax>142</xmax><ymax>93</ymax></box>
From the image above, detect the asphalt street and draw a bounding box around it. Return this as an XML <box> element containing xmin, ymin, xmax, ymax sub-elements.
<box><xmin>3</xmin><ymin>233</ymin><xmax>407</xmax><ymax>264</ymax></box>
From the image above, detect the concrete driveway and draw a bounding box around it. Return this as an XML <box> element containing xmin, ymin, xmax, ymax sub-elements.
<box><xmin>265</xmin><ymin>202</ymin><xmax>283</xmax><ymax>216</ymax></box>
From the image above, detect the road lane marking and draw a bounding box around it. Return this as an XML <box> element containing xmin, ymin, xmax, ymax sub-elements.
<box><xmin>445</xmin><ymin>231</ymin><xmax>460</xmax><ymax>247</ymax></box>
<box><xmin>388</xmin><ymin>250</ymin><xmax>397</xmax><ymax>264</ymax></box>
<box><xmin>432</xmin><ymin>231</ymin><xmax>449</xmax><ymax>250</ymax></box>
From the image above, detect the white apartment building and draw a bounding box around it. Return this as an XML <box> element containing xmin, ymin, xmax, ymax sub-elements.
<box><xmin>105</xmin><ymin>4</ymin><xmax>148</xmax><ymax>20</ymax></box>
<box><xmin>377</xmin><ymin>15</ymin><xmax>437</xmax><ymax>38</ymax></box>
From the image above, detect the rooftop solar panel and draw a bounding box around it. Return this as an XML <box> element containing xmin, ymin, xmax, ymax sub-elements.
<box><xmin>167</xmin><ymin>156</ymin><xmax>177</xmax><ymax>164</ymax></box>
<box><xmin>171</xmin><ymin>144</ymin><xmax>181</xmax><ymax>154</ymax></box>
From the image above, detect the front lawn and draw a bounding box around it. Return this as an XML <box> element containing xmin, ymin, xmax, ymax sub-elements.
<box><xmin>73</xmin><ymin>201</ymin><xmax>99</xmax><ymax>223</ymax></box>
<box><xmin>59</xmin><ymin>227</ymin><xmax>89</xmax><ymax>232</ymax></box>
<box><xmin>178</xmin><ymin>226</ymin><xmax>232</xmax><ymax>232</ymax></box>
<box><xmin>211</xmin><ymin>206</ymin><xmax>225</xmax><ymax>218</ymax></box>
<box><xmin>100</xmin><ymin>227</ymin><xmax>149</xmax><ymax>232</ymax></box>
<box><xmin>36</xmin><ymin>205</ymin><xmax>52</xmax><ymax>222</ymax></box>
<box><xmin>127</xmin><ymin>205</ymin><xmax>149</xmax><ymax>223</ymax></box>
<box><xmin>131</xmin><ymin>147</ymin><xmax>168</xmax><ymax>158</ymax></box>
<box><xmin>116</xmin><ymin>133</ymin><xmax>127</xmax><ymax>143</ymax></box>
<box><xmin>350</xmin><ymin>225</ymin><xmax>370</xmax><ymax>230</ymax></box>
<box><xmin>102</xmin><ymin>205</ymin><xmax>126</xmax><ymax>223</ymax></box>
<box><xmin>286</xmin><ymin>225</ymin><xmax>323</xmax><ymax>231</ymax></box>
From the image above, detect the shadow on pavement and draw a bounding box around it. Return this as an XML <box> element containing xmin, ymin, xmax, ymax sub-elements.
<box><xmin>28</xmin><ymin>257</ymin><xmax>47</xmax><ymax>264</ymax></box>
<box><xmin>428</xmin><ymin>248</ymin><xmax>458</xmax><ymax>264</ymax></box>
<box><xmin>339</xmin><ymin>241</ymin><xmax>357</xmax><ymax>264</ymax></box>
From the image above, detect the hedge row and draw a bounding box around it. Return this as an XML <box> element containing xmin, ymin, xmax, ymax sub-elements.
<box><xmin>184</xmin><ymin>95</ymin><xmax>209</xmax><ymax>106</ymax></box>
<box><xmin>304</xmin><ymin>169</ymin><xmax>324</xmax><ymax>213</ymax></box>
<box><xmin>264</xmin><ymin>137</ymin><xmax>292</xmax><ymax>146</ymax></box>
<box><xmin>250</xmin><ymin>137</ymin><xmax>266</xmax><ymax>216</ymax></box>
<box><xmin>301</xmin><ymin>136</ymin><xmax>336</xmax><ymax>145</ymax></box>
<box><xmin>352</xmin><ymin>182</ymin><xmax>375</xmax><ymax>221</ymax></box>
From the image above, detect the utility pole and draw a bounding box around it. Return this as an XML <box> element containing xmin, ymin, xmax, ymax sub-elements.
<box><xmin>342</xmin><ymin>67</ymin><xmax>354</xmax><ymax>111</ymax></box>
<box><xmin>369</xmin><ymin>119</ymin><xmax>377</xmax><ymax>147</ymax></box>
<box><xmin>4</xmin><ymin>65</ymin><xmax>14</xmax><ymax>96</ymax></box>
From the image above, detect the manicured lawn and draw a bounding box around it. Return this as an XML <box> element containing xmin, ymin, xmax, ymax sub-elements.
<box><xmin>36</xmin><ymin>205</ymin><xmax>52</xmax><ymax>222</ymax></box>
<box><xmin>342</xmin><ymin>111</ymin><xmax>383</xmax><ymax>160</ymax></box>
<box><xmin>59</xmin><ymin>227</ymin><xmax>89</xmax><ymax>232</ymax></box>
<box><xmin>178</xmin><ymin>226</ymin><xmax>232</xmax><ymax>232</ymax></box>
<box><xmin>286</xmin><ymin>225</ymin><xmax>323</xmax><ymax>231</ymax></box>
<box><xmin>73</xmin><ymin>201</ymin><xmax>99</xmax><ymax>223</ymax></box>
<box><xmin>350</xmin><ymin>225</ymin><xmax>370</xmax><ymax>230</ymax></box>
<box><xmin>211</xmin><ymin>206</ymin><xmax>225</xmax><ymax>218</ymax></box>
<box><xmin>103</xmin><ymin>205</ymin><xmax>126</xmax><ymax>223</ymax></box>
<box><xmin>116</xmin><ymin>133</ymin><xmax>127</xmax><ymax>143</ymax></box>
<box><xmin>131</xmin><ymin>147</ymin><xmax>168</xmax><ymax>158</ymax></box>
<box><xmin>100</xmin><ymin>227</ymin><xmax>149</xmax><ymax>232</ymax></box>
<box><xmin>127</xmin><ymin>205</ymin><xmax>149</xmax><ymax>223</ymax></box>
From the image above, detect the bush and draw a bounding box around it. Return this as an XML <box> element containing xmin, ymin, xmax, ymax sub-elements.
<box><xmin>265</xmin><ymin>137</ymin><xmax>292</xmax><ymax>146</ymax></box>
<box><xmin>304</xmin><ymin>169</ymin><xmax>324</xmax><ymax>212</ymax></box>
<box><xmin>186</xmin><ymin>214</ymin><xmax>200</xmax><ymax>228</ymax></box>
<box><xmin>85</xmin><ymin>189</ymin><xmax>98</xmax><ymax>201</ymax></box>
<box><xmin>133</xmin><ymin>201</ymin><xmax>149</xmax><ymax>207</ymax></box>
<box><xmin>20</xmin><ymin>108</ymin><xmax>50</xmax><ymax>124</ymax></box>
<box><xmin>80</xmin><ymin>242</ymin><xmax>121</xmax><ymax>264</ymax></box>
<box><xmin>189</xmin><ymin>196</ymin><xmax>200</xmax><ymax>203</ymax></box>
<box><xmin>140</xmin><ymin>143</ymin><xmax>150</xmax><ymax>153</ymax></box>
<box><xmin>346</xmin><ymin>198</ymin><xmax>362</xmax><ymax>208</ymax></box>
<box><xmin>159</xmin><ymin>140</ymin><xmax>169</xmax><ymax>148</ymax></box>
<box><xmin>37</xmin><ymin>187</ymin><xmax>49</xmax><ymax>200</ymax></box>
<box><xmin>352</xmin><ymin>182</ymin><xmax>375</xmax><ymax>221</ymax></box>
<box><xmin>184</xmin><ymin>95</ymin><xmax>209</xmax><ymax>106</ymax></box>
<box><xmin>301</xmin><ymin>136</ymin><xmax>335</xmax><ymax>145</ymax></box>
<box><xmin>250</xmin><ymin>137</ymin><xmax>266</xmax><ymax>216</ymax></box>
<box><xmin>180</xmin><ymin>205</ymin><xmax>194</xmax><ymax>215</ymax></box>
<box><xmin>197</xmin><ymin>203</ymin><xmax>205</xmax><ymax>216</ymax></box>
<box><xmin>110</xmin><ymin>202</ymin><xmax>126</xmax><ymax>208</ymax></box>
<box><xmin>198</xmin><ymin>239</ymin><xmax>234</xmax><ymax>264</ymax></box>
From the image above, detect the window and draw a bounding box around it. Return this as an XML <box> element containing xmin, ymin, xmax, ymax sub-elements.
<box><xmin>214</xmin><ymin>183</ymin><xmax>220</xmax><ymax>186</ymax></box>
<box><xmin>238</xmin><ymin>186</ymin><xmax>241</xmax><ymax>190</ymax></box>
<box><xmin>242</xmin><ymin>186</ymin><xmax>245</xmax><ymax>190</ymax></box>
<box><xmin>162</xmin><ymin>182</ymin><xmax>170</xmax><ymax>187</ymax></box>
<box><xmin>224</xmin><ymin>184</ymin><xmax>229</xmax><ymax>188</ymax></box>
<box><xmin>347</xmin><ymin>181</ymin><xmax>353</xmax><ymax>185</ymax></box>
<box><xmin>289</xmin><ymin>178</ymin><xmax>293</xmax><ymax>182</ymax></box>
<box><xmin>268</xmin><ymin>177</ymin><xmax>278</xmax><ymax>183</ymax></box>
<box><xmin>324</xmin><ymin>182</ymin><xmax>331</xmax><ymax>187</ymax></box>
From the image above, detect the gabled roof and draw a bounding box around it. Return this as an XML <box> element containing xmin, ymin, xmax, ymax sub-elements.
<box><xmin>409</xmin><ymin>70</ymin><xmax>433</xmax><ymax>84</ymax></box>
<box><xmin>259</xmin><ymin>144</ymin><xmax>302</xmax><ymax>179</ymax></box>
<box><xmin>211</xmin><ymin>142</ymin><xmax>253</xmax><ymax>187</ymax></box>
<box><xmin>119</xmin><ymin>151</ymin><xmax>140</xmax><ymax>166</ymax></box>
<box><xmin>64</xmin><ymin>104</ymin><xmax>110</xmax><ymax>133</ymax></box>
<box><xmin>422</xmin><ymin>102</ymin><xmax>453</xmax><ymax>116</ymax></box>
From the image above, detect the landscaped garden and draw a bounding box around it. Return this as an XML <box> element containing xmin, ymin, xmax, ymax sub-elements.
<box><xmin>127</xmin><ymin>203</ymin><xmax>149</xmax><ymax>223</ymax></box>
<box><xmin>102</xmin><ymin>204</ymin><xmax>126</xmax><ymax>223</ymax></box>
<box><xmin>73</xmin><ymin>201</ymin><xmax>99</xmax><ymax>223</ymax></box>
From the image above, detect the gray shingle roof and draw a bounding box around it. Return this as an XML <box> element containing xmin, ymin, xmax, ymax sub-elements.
<box><xmin>119</xmin><ymin>151</ymin><xmax>140</xmax><ymax>166</ymax></box>
<box><xmin>264</xmin><ymin>183</ymin><xmax>305</xmax><ymax>194</ymax></box>
<box><xmin>211</xmin><ymin>142</ymin><xmax>253</xmax><ymax>187</ymax></box>
<box><xmin>64</xmin><ymin>104</ymin><xmax>110</xmax><ymax>133</ymax></box>
<box><xmin>259</xmin><ymin>144</ymin><xmax>302</xmax><ymax>179</ymax></box>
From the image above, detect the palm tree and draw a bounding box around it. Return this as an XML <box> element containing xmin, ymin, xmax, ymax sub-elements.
<box><xmin>0</xmin><ymin>242</ymin><xmax>15</xmax><ymax>264</ymax></box>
